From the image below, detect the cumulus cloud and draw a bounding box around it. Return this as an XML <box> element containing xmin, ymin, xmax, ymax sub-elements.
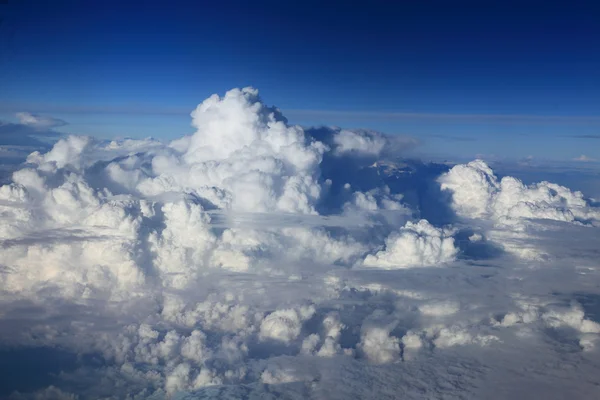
<box><xmin>259</xmin><ymin>306</ymin><xmax>315</xmax><ymax>344</ymax></box>
<box><xmin>363</xmin><ymin>220</ymin><xmax>457</xmax><ymax>268</ymax></box>
<box><xmin>1</xmin><ymin>88</ymin><xmax>600</xmax><ymax>399</ymax></box>
<box><xmin>359</xmin><ymin>326</ymin><xmax>400</xmax><ymax>364</ymax></box>
<box><xmin>149</xmin><ymin>87</ymin><xmax>329</xmax><ymax>214</ymax></box>
<box><xmin>439</xmin><ymin>159</ymin><xmax>600</xmax><ymax>226</ymax></box>
<box><xmin>492</xmin><ymin>299</ymin><xmax>600</xmax><ymax>351</ymax></box>
<box><xmin>438</xmin><ymin>160</ymin><xmax>600</xmax><ymax>260</ymax></box>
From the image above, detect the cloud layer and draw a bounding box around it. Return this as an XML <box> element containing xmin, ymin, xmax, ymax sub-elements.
<box><xmin>1</xmin><ymin>88</ymin><xmax>600</xmax><ymax>399</ymax></box>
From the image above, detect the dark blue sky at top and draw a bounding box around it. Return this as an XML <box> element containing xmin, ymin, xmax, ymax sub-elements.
<box><xmin>1</xmin><ymin>0</ymin><xmax>600</xmax><ymax>160</ymax></box>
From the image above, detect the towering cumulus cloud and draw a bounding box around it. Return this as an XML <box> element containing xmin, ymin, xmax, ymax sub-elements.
<box><xmin>1</xmin><ymin>89</ymin><xmax>600</xmax><ymax>399</ymax></box>
<box><xmin>163</xmin><ymin>87</ymin><xmax>328</xmax><ymax>214</ymax></box>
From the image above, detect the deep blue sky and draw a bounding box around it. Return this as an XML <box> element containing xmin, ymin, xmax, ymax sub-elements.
<box><xmin>1</xmin><ymin>0</ymin><xmax>600</xmax><ymax>161</ymax></box>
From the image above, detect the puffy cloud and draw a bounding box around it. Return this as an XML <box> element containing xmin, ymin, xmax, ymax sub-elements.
<box><xmin>429</xmin><ymin>326</ymin><xmax>498</xmax><ymax>349</ymax></box>
<box><xmin>165</xmin><ymin>363</ymin><xmax>191</xmax><ymax>394</ymax></box>
<box><xmin>363</xmin><ymin>220</ymin><xmax>457</xmax><ymax>268</ymax></box>
<box><xmin>418</xmin><ymin>301</ymin><xmax>460</xmax><ymax>317</ymax></box>
<box><xmin>260</xmin><ymin>362</ymin><xmax>317</xmax><ymax>385</ymax></box>
<box><xmin>163</xmin><ymin>87</ymin><xmax>328</xmax><ymax>214</ymax></box>
<box><xmin>259</xmin><ymin>306</ymin><xmax>315</xmax><ymax>344</ymax></box>
<box><xmin>332</xmin><ymin>129</ymin><xmax>388</xmax><ymax>156</ymax></box>
<box><xmin>300</xmin><ymin>312</ymin><xmax>347</xmax><ymax>357</ymax></box>
<box><xmin>343</xmin><ymin>186</ymin><xmax>408</xmax><ymax>214</ymax></box>
<box><xmin>308</xmin><ymin>127</ymin><xmax>418</xmax><ymax>159</ymax></box>
<box><xmin>438</xmin><ymin>160</ymin><xmax>600</xmax><ymax>259</ymax></box>
<box><xmin>491</xmin><ymin>299</ymin><xmax>600</xmax><ymax>351</ymax></box>
<box><xmin>401</xmin><ymin>331</ymin><xmax>423</xmax><ymax>350</ymax></box>
<box><xmin>0</xmin><ymin>88</ymin><xmax>384</xmax><ymax>300</ymax></box>
<box><xmin>1</xmin><ymin>88</ymin><xmax>600</xmax><ymax>398</ymax></box>
<box><xmin>180</xmin><ymin>330</ymin><xmax>211</xmax><ymax>364</ymax></box>
<box><xmin>26</xmin><ymin>135</ymin><xmax>92</xmax><ymax>170</ymax></box>
<box><xmin>358</xmin><ymin>326</ymin><xmax>400</xmax><ymax>364</ymax></box>
<box><xmin>439</xmin><ymin>160</ymin><xmax>600</xmax><ymax>226</ymax></box>
<box><xmin>437</xmin><ymin>160</ymin><xmax>499</xmax><ymax>219</ymax></box>
<box><xmin>542</xmin><ymin>304</ymin><xmax>600</xmax><ymax>334</ymax></box>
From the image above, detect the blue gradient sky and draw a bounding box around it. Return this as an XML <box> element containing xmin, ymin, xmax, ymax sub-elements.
<box><xmin>1</xmin><ymin>0</ymin><xmax>600</xmax><ymax>161</ymax></box>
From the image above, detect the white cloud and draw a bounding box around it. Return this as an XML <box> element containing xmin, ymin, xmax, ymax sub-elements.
<box><xmin>438</xmin><ymin>159</ymin><xmax>600</xmax><ymax>259</ymax></box>
<box><xmin>332</xmin><ymin>129</ymin><xmax>388</xmax><ymax>156</ymax></box>
<box><xmin>439</xmin><ymin>159</ymin><xmax>600</xmax><ymax>227</ymax></box>
<box><xmin>430</xmin><ymin>326</ymin><xmax>498</xmax><ymax>349</ymax></box>
<box><xmin>358</xmin><ymin>326</ymin><xmax>400</xmax><ymax>364</ymax></box>
<box><xmin>363</xmin><ymin>220</ymin><xmax>457</xmax><ymax>268</ymax></box>
<box><xmin>15</xmin><ymin>112</ymin><xmax>67</xmax><ymax>129</ymax></box>
<box><xmin>259</xmin><ymin>306</ymin><xmax>315</xmax><ymax>344</ymax></box>
<box><xmin>419</xmin><ymin>301</ymin><xmax>460</xmax><ymax>317</ymax></box>
<box><xmin>438</xmin><ymin>159</ymin><xmax>499</xmax><ymax>219</ymax></box>
<box><xmin>1</xmin><ymin>88</ymin><xmax>600</xmax><ymax>399</ymax></box>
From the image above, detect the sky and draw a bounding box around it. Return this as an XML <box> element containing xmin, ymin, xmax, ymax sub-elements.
<box><xmin>1</xmin><ymin>0</ymin><xmax>600</xmax><ymax>161</ymax></box>
<box><xmin>1</xmin><ymin>3</ymin><xmax>600</xmax><ymax>394</ymax></box>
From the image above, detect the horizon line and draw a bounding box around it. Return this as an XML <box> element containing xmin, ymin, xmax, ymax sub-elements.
<box><xmin>2</xmin><ymin>102</ymin><xmax>600</xmax><ymax>125</ymax></box>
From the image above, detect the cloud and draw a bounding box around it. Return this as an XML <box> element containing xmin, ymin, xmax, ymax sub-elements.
<box><xmin>0</xmin><ymin>118</ymin><xmax>67</xmax><ymax>184</ymax></box>
<box><xmin>328</xmin><ymin>128</ymin><xmax>418</xmax><ymax>157</ymax></box>
<box><xmin>363</xmin><ymin>220</ymin><xmax>457</xmax><ymax>269</ymax></box>
<box><xmin>569</xmin><ymin>134</ymin><xmax>600</xmax><ymax>139</ymax></box>
<box><xmin>0</xmin><ymin>146</ymin><xmax>40</xmax><ymax>163</ymax></box>
<box><xmin>307</xmin><ymin>126</ymin><xmax>419</xmax><ymax>160</ymax></box>
<box><xmin>259</xmin><ymin>306</ymin><xmax>315</xmax><ymax>344</ymax></box>
<box><xmin>0</xmin><ymin>122</ymin><xmax>62</xmax><ymax>146</ymax></box>
<box><xmin>15</xmin><ymin>112</ymin><xmax>67</xmax><ymax>129</ymax></box>
<box><xmin>439</xmin><ymin>159</ymin><xmax>600</xmax><ymax>226</ymax></box>
<box><xmin>332</xmin><ymin>129</ymin><xmax>388</xmax><ymax>156</ymax></box>
<box><xmin>573</xmin><ymin>155</ymin><xmax>597</xmax><ymax>162</ymax></box>
<box><xmin>0</xmin><ymin>115</ymin><xmax>67</xmax><ymax>170</ymax></box>
<box><xmin>0</xmin><ymin>88</ymin><xmax>600</xmax><ymax>399</ymax></box>
<box><xmin>358</xmin><ymin>326</ymin><xmax>400</xmax><ymax>364</ymax></box>
<box><xmin>438</xmin><ymin>159</ymin><xmax>600</xmax><ymax>260</ymax></box>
